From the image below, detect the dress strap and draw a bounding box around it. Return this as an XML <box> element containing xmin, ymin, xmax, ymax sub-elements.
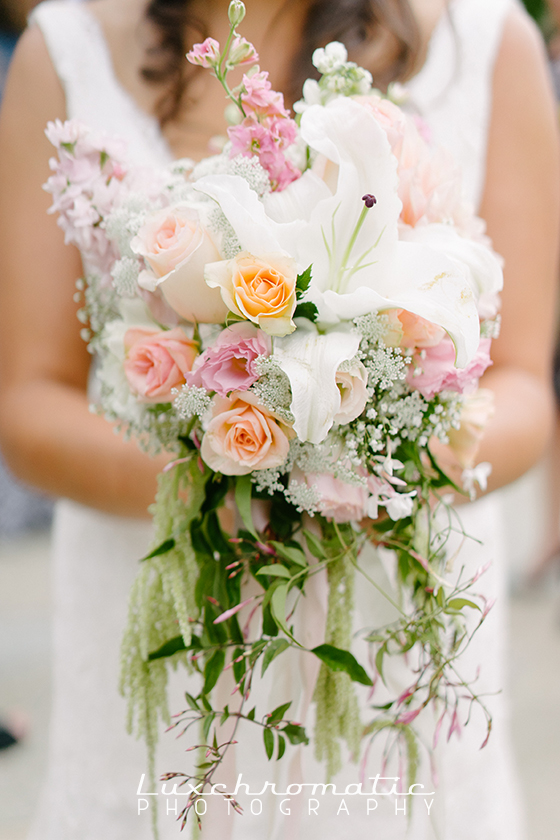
<box><xmin>407</xmin><ymin>0</ymin><xmax>516</xmax><ymax>210</ymax></box>
<box><xmin>29</xmin><ymin>0</ymin><xmax>172</xmax><ymax>166</ymax></box>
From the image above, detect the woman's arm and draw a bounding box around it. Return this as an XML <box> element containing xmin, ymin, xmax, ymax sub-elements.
<box><xmin>446</xmin><ymin>6</ymin><xmax>560</xmax><ymax>494</ymax></box>
<box><xmin>0</xmin><ymin>27</ymin><xmax>168</xmax><ymax>517</ymax></box>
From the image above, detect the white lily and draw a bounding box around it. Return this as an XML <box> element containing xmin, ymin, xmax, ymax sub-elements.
<box><xmin>272</xmin><ymin>322</ymin><xmax>361</xmax><ymax>443</ymax></box>
<box><xmin>195</xmin><ymin>97</ymin><xmax>496</xmax><ymax>368</ymax></box>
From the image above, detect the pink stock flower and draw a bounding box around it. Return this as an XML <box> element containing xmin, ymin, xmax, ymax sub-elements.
<box><xmin>407</xmin><ymin>337</ymin><xmax>493</xmax><ymax>400</ymax></box>
<box><xmin>228</xmin><ymin>36</ymin><xmax>258</xmax><ymax>67</ymax></box>
<box><xmin>186</xmin><ymin>322</ymin><xmax>271</xmax><ymax>397</ymax></box>
<box><xmin>123</xmin><ymin>327</ymin><xmax>198</xmax><ymax>403</ymax></box>
<box><xmin>186</xmin><ymin>38</ymin><xmax>220</xmax><ymax>68</ymax></box>
<box><xmin>228</xmin><ymin>118</ymin><xmax>300</xmax><ymax>190</ymax></box>
<box><xmin>241</xmin><ymin>71</ymin><xmax>289</xmax><ymax>118</ymax></box>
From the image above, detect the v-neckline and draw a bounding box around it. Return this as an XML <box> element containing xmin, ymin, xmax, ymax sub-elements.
<box><xmin>75</xmin><ymin>2</ymin><xmax>175</xmax><ymax>163</ymax></box>
<box><xmin>76</xmin><ymin>0</ymin><xmax>449</xmax><ymax>165</ymax></box>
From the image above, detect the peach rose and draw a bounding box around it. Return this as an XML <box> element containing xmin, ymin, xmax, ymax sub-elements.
<box><xmin>200</xmin><ymin>392</ymin><xmax>290</xmax><ymax>475</ymax></box>
<box><xmin>204</xmin><ymin>251</ymin><xmax>297</xmax><ymax>336</ymax></box>
<box><xmin>386</xmin><ymin>308</ymin><xmax>446</xmax><ymax>349</ymax></box>
<box><xmin>132</xmin><ymin>206</ymin><xmax>228</xmax><ymax>323</ymax></box>
<box><xmin>447</xmin><ymin>388</ymin><xmax>495</xmax><ymax>469</ymax></box>
<box><xmin>123</xmin><ymin>327</ymin><xmax>198</xmax><ymax>403</ymax></box>
<box><xmin>333</xmin><ymin>359</ymin><xmax>368</xmax><ymax>424</ymax></box>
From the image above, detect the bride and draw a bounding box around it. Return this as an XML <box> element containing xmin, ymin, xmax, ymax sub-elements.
<box><xmin>0</xmin><ymin>0</ymin><xmax>557</xmax><ymax>837</ymax></box>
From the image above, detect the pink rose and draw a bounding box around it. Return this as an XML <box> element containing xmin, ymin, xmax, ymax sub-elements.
<box><xmin>407</xmin><ymin>336</ymin><xmax>493</xmax><ymax>400</ymax></box>
<box><xmin>186</xmin><ymin>322</ymin><xmax>271</xmax><ymax>396</ymax></box>
<box><xmin>123</xmin><ymin>327</ymin><xmax>198</xmax><ymax>403</ymax></box>
<box><xmin>309</xmin><ymin>472</ymin><xmax>369</xmax><ymax>523</ymax></box>
<box><xmin>333</xmin><ymin>360</ymin><xmax>369</xmax><ymax>424</ymax></box>
<box><xmin>354</xmin><ymin>94</ymin><xmax>408</xmax><ymax>152</ymax></box>
<box><xmin>186</xmin><ymin>38</ymin><xmax>220</xmax><ymax>68</ymax></box>
<box><xmin>132</xmin><ymin>206</ymin><xmax>228</xmax><ymax>323</ymax></box>
<box><xmin>200</xmin><ymin>392</ymin><xmax>291</xmax><ymax>475</ymax></box>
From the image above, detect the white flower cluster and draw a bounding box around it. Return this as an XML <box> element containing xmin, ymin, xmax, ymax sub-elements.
<box><xmin>251</xmin><ymin>356</ymin><xmax>294</xmax><ymax>424</ymax></box>
<box><xmin>294</xmin><ymin>42</ymin><xmax>373</xmax><ymax>113</ymax></box>
<box><xmin>173</xmin><ymin>385</ymin><xmax>213</xmax><ymax>420</ymax></box>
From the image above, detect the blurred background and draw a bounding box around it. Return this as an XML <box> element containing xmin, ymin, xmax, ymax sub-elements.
<box><xmin>1</xmin><ymin>0</ymin><xmax>560</xmax><ymax>837</ymax></box>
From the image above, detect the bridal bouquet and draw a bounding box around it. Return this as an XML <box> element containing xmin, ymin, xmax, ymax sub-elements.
<box><xmin>45</xmin><ymin>1</ymin><xmax>502</xmax><ymax>829</ymax></box>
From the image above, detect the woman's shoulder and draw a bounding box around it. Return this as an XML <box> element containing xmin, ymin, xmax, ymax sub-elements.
<box><xmin>493</xmin><ymin>3</ymin><xmax>555</xmax><ymax>126</ymax></box>
<box><xmin>1</xmin><ymin>20</ymin><xmax>65</xmax><ymax>130</ymax></box>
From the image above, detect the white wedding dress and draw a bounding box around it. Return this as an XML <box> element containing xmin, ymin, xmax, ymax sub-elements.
<box><xmin>29</xmin><ymin>1</ymin><xmax>525</xmax><ymax>838</ymax></box>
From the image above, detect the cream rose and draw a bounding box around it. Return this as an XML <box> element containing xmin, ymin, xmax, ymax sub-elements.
<box><xmin>200</xmin><ymin>392</ymin><xmax>291</xmax><ymax>475</ymax></box>
<box><xmin>132</xmin><ymin>205</ymin><xmax>228</xmax><ymax>323</ymax></box>
<box><xmin>204</xmin><ymin>251</ymin><xmax>297</xmax><ymax>336</ymax></box>
<box><xmin>333</xmin><ymin>359</ymin><xmax>368</xmax><ymax>424</ymax></box>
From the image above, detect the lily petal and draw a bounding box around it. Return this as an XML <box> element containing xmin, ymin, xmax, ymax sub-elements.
<box><xmin>400</xmin><ymin>223</ymin><xmax>504</xmax><ymax>298</ymax></box>
<box><xmin>321</xmin><ymin>241</ymin><xmax>480</xmax><ymax>367</ymax></box>
<box><xmin>194</xmin><ymin>174</ymin><xmax>303</xmax><ymax>257</ymax></box>
<box><xmin>273</xmin><ymin>323</ymin><xmax>361</xmax><ymax>443</ymax></box>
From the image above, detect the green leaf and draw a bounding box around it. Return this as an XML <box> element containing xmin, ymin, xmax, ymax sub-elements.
<box><xmin>140</xmin><ymin>538</ymin><xmax>175</xmax><ymax>562</ymax></box>
<box><xmin>269</xmin><ymin>701</ymin><xmax>291</xmax><ymax>724</ymax></box>
<box><xmin>148</xmin><ymin>635</ymin><xmax>187</xmax><ymax>661</ymax></box>
<box><xmin>311</xmin><ymin>643</ymin><xmax>373</xmax><ymax>686</ymax></box>
<box><xmin>220</xmin><ymin>706</ymin><xmax>230</xmax><ymax>726</ymax></box>
<box><xmin>277</xmin><ymin>734</ymin><xmax>286</xmax><ymax>760</ymax></box>
<box><xmin>295</xmin><ymin>265</ymin><xmax>312</xmax><ymax>295</ymax></box>
<box><xmin>256</xmin><ymin>565</ymin><xmax>292</xmax><ymax>579</ymax></box>
<box><xmin>303</xmin><ymin>529</ymin><xmax>327</xmax><ymax>559</ymax></box>
<box><xmin>185</xmin><ymin>693</ymin><xmax>200</xmax><ymax>712</ymax></box>
<box><xmin>447</xmin><ymin>598</ymin><xmax>480</xmax><ymax>611</ymax></box>
<box><xmin>263</xmin><ymin>727</ymin><xmax>274</xmax><ymax>760</ymax></box>
<box><xmin>282</xmin><ymin>723</ymin><xmax>309</xmax><ymax>746</ymax></box>
<box><xmin>247</xmin><ymin>706</ymin><xmax>256</xmax><ymax>721</ymax></box>
<box><xmin>294</xmin><ymin>301</ymin><xmax>318</xmax><ymax>323</ymax></box>
<box><xmin>235</xmin><ymin>475</ymin><xmax>257</xmax><ymax>538</ymax></box>
<box><xmin>203</xmin><ymin>648</ymin><xmax>226</xmax><ymax>695</ymax></box>
<box><xmin>269</xmin><ymin>541</ymin><xmax>307</xmax><ymax>567</ymax></box>
<box><xmin>202</xmin><ymin>711</ymin><xmax>215</xmax><ymax>743</ymax></box>
<box><xmin>232</xmin><ymin>647</ymin><xmax>246</xmax><ymax>685</ymax></box>
<box><xmin>270</xmin><ymin>584</ymin><xmax>300</xmax><ymax>645</ymax></box>
<box><xmin>375</xmin><ymin>647</ymin><xmax>386</xmax><ymax>685</ymax></box>
<box><xmin>201</xmin><ymin>694</ymin><xmax>213</xmax><ymax>712</ymax></box>
<box><xmin>261</xmin><ymin>638</ymin><xmax>290</xmax><ymax>676</ymax></box>
<box><xmin>425</xmin><ymin>445</ymin><xmax>463</xmax><ymax>493</ymax></box>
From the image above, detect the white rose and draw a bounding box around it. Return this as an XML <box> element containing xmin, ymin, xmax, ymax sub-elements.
<box><xmin>132</xmin><ymin>205</ymin><xmax>228</xmax><ymax>323</ymax></box>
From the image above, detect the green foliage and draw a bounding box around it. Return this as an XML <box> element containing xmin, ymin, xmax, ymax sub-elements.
<box><xmin>311</xmin><ymin>644</ymin><xmax>372</xmax><ymax>686</ymax></box>
<box><xmin>313</xmin><ymin>525</ymin><xmax>363</xmax><ymax>778</ymax></box>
